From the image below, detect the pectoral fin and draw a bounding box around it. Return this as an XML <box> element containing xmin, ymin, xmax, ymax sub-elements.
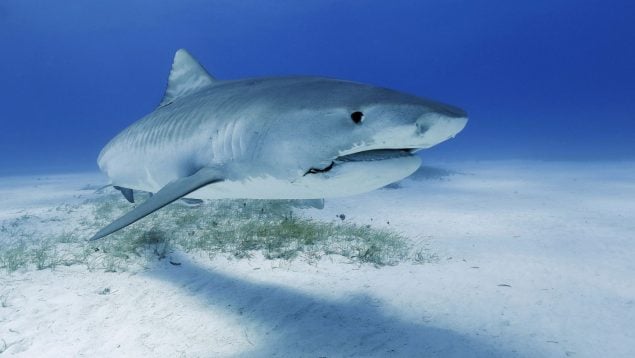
<box><xmin>89</xmin><ymin>167</ymin><xmax>223</xmax><ymax>241</ymax></box>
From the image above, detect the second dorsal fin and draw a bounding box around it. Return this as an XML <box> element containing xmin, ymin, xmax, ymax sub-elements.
<box><xmin>160</xmin><ymin>49</ymin><xmax>215</xmax><ymax>107</ymax></box>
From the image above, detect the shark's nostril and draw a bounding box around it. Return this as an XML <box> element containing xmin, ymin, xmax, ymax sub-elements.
<box><xmin>416</xmin><ymin>121</ymin><xmax>430</xmax><ymax>135</ymax></box>
<box><xmin>415</xmin><ymin>113</ymin><xmax>468</xmax><ymax>141</ymax></box>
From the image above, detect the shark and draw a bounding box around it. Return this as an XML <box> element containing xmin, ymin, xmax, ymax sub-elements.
<box><xmin>90</xmin><ymin>49</ymin><xmax>468</xmax><ymax>240</ymax></box>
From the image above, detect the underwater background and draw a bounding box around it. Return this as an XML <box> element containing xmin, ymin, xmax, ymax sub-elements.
<box><xmin>2</xmin><ymin>2</ymin><xmax>635</xmax><ymax>356</ymax></box>
<box><xmin>1</xmin><ymin>0</ymin><xmax>634</xmax><ymax>174</ymax></box>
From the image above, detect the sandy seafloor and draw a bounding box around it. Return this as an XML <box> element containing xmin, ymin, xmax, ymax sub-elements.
<box><xmin>0</xmin><ymin>161</ymin><xmax>633</xmax><ymax>357</ymax></box>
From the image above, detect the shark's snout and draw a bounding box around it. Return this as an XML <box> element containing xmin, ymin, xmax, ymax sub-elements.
<box><xmin>415</xmin><ymin>112</ymin><xmax>468</xmax><ymax>145</ymax></box>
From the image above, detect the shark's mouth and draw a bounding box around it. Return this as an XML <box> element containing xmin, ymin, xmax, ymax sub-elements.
<box><xmin>304</xmin><ymin>149</ymin><xmax>414</xmax><ymax>176</ymax></box>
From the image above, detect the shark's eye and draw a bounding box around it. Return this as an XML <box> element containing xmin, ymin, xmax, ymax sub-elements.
<box><xmin>351</xmin><ymin>111</ymin><xmax>364</xmax><ymax>124</ymax></box>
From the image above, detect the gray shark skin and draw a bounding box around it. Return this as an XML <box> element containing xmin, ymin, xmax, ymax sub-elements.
<box><xmin>90</xmin><ymin>49</ymin><xmax>467</xmax><ymax>240</ymax></box>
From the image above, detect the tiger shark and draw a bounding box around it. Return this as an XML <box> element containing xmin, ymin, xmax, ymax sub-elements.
<box><xmin>90</xmin><ymin>49</ymin><xmax>468</xmax><ymax>240</ymax></box>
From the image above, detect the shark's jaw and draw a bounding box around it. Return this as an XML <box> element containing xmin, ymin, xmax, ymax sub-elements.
<box><xmin>292</xmin><ymin>147</ymin><xmax>421</xmax><ymax>198</ymax></box>
<box><xmin>304</xmin><ymin>149</ymin><xmax>415</xmax><ymax>176</ymax></box>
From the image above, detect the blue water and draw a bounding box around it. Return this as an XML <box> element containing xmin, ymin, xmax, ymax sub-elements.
<box><xmin>1</xmin><ymin>0</ymin><xmax>634</xmax><ymax>174</ymax></box>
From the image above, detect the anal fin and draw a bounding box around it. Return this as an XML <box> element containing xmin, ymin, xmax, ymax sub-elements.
<box><xmin>89</xmin><ymin>167</ymin><xmax>223</xmax><ymax>240</ymax></box>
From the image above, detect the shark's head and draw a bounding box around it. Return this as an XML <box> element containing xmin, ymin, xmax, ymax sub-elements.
<box><xmin>253</xmin><ymin>77</ymin><xmax>468</xmax><ymax>197</ymax></box>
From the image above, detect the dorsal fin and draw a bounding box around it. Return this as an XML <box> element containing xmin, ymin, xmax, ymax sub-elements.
<box><xmin>160</xmin><ymin>49</ymin><xmax>215</xmax><ymax>107</ymax></box>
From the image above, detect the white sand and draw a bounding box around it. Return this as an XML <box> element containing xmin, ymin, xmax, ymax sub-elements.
<box><xmin>1</xmin><ymin>161</ymin><xmax>634</xmax><ymax>357</ymax></box>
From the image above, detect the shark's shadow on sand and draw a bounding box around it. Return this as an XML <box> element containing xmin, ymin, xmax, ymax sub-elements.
<box><xmin>148</xmin><ymin>260</ymin><xmax>516</xmax><ymax>357</ymax></box>
<box><xmin>383</xmin><ymin>165</ymin><xmax>463</xmax><ymax>190</ymax></box>
<box><xmin>409</xmin><ymin>165</ymin><xmax>462</xmax><ymax>181</ymax></box>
